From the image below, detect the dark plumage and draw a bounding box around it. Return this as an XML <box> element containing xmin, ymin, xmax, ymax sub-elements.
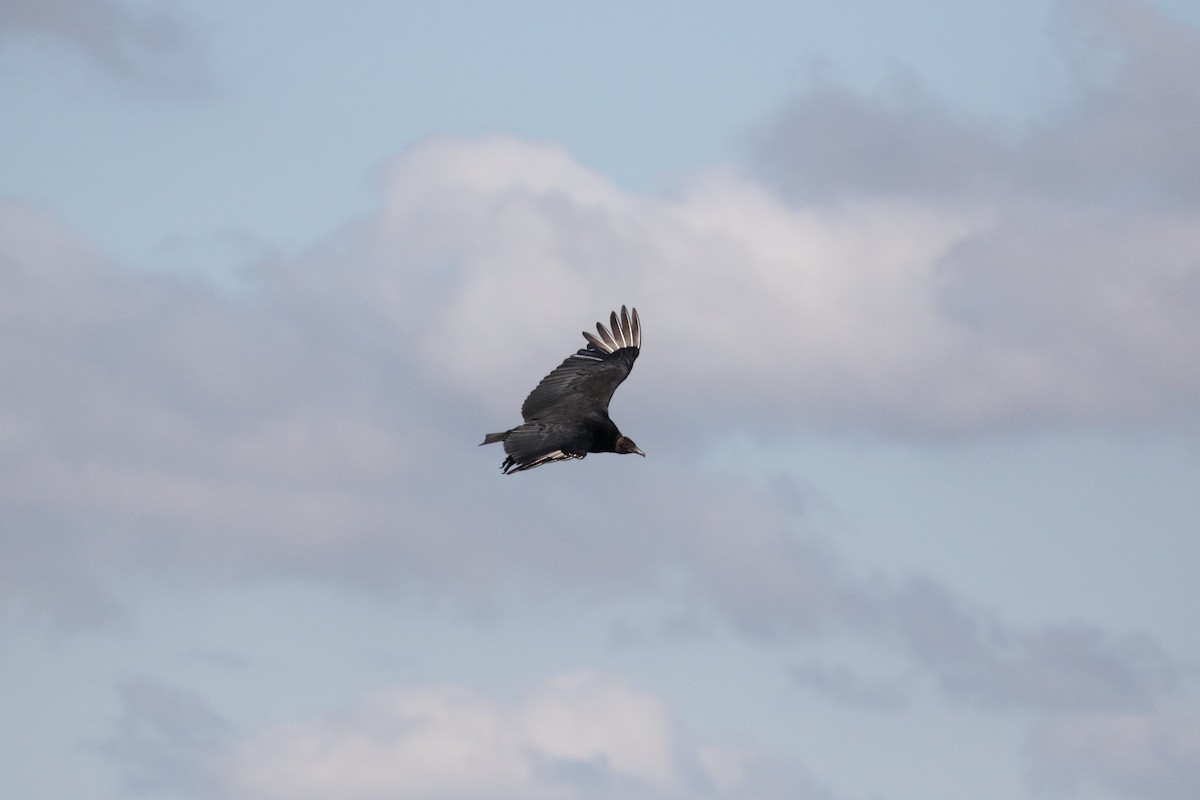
<box><xmin>481</xmin><ymin>306</ymin><xmax>645</xmax><ymax>474</ymax></box>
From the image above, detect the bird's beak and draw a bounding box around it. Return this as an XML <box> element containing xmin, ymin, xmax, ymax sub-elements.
<box><xmin>634</xmin><ymin>447</ymin><xmax>646</xmax><ymax>457</ymax></box>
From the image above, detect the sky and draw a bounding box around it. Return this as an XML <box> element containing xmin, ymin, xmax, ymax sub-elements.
<box><xmin>3</xmin><ymin>1</ymin><xmax>1200</xmax><ymax>799</ymax></box>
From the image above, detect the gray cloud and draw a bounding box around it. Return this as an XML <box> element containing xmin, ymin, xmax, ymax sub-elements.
<box><xmin>751</xmin><ymin>76</ymin><xmax>1019</xmax><ymax>204</ymax></box>
<box><xmin>0</xmin><ymin>0</ymin><xmax>208</xmax><ymax>93</ymax></box>
<box><xmin>4</xmin><ymin>8</ymin><xmax>1198</xmax><ymax>797</ymax></box>
<box><xmin>868</xmin><ymin>577</ymin><xmax>1183</xmax><ymax>713</ymax></box>
<box><xmin>1031</xmin><ymin>0</ymin><xmax>1200</xmax><ymax>207</ymax></box>
<box><xmin>1030</xmin><ymin>708</ymin><xmax>1200</xmax><ymax>800</ymax></box>
<box><xmin>742</xmin><ymin>2</ymin><xmax>1200</xmax><ymax>436</ymax></box>
<box><xmin>790</xmin><ymin>661</ymin><xmax>909</xmax><ymax>709</ymax></box>
<box><xmin>0</xmin><ymin>515</ymin><xmax>117</xmax><ymax>629</ymax></box>
<box><xmin>98</xmin><ymin>678</ymin><xmax>229</xmax><ymax>796</ymax></box>
<box><xmin>0</xmin><ymin>155</ymin><xmax>1188</xmax><ymax>717</ymax></box>
<box><xmin>934</xmin><ymin>208</ymin><xmax>1200</xmax><ymax>426</ymax></box>
<box><xmin>752</xmin><ymin>0</ymin><xmax>1200</xmax><ymax>209</ymax></box>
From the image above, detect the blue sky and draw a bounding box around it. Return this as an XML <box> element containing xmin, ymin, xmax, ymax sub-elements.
<box><xmin>3</xmin><ymin>1</ymin><xmax>1200</xmax><ymax>799</ymax></box>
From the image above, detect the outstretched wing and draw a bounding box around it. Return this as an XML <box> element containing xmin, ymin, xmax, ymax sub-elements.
<box><xmin>520</xmin><ymin>306</ymin><xmax>641</xmax><ymax>421</ymax></box>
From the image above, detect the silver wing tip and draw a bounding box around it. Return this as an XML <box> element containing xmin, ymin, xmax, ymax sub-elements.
<box><xmin>583</xmin><ymin>306</ymin><xmax>641</xmax><ymax>353</ymax></box>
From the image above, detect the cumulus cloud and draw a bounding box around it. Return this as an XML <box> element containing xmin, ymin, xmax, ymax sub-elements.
<box><xmin>103</xmin><ymin>671</ymin><xmax>827</xmax><ymax>800</ymax></box>
<box><xmin>0</xmin><ymin>198</ymin><xmax>849</xmax><ymax>622</ymax></box>
<box><xmin>0</xmin><ymin>55</ymin><xmax>1193</xmax><ymax>712</ymax></box>
<box><xmin>350</xmin><ymin>0</ymin><xmax>1200</xmax><ymax>432</ymax></box>
<box><xmin>319</xmin><ymin>140</ymin><xmax>1197</xmax><ymax>438</ymax></box>
<box><xmin>3</xmin><ymin>0</ymin><xmax>1193</xmax><ymax>573</ymax></box>
<box><xmin>0</xmin><ymin>202</ymin><xmax>418</xmax><ymax>582</ymax></box>
<box><xmin>6</xmin><ymin>2</ymin><xmax>1200</xmax><ymax>602</ymax></box>
<box><xmin>744</xmin><ymin>0</ymin><xmax>1200</xmax><ymax>429</ymax></box>
<box><xmin>5</xmin><ymin>7</ymin><xmax>1198</xmax><ymax>799</ymax></box>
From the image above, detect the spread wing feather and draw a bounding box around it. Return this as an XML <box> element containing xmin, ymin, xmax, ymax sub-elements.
<box><xmin>521</xmin><ymin>306</ymin><xmax>641</xmax><ymax>421</ymax></box>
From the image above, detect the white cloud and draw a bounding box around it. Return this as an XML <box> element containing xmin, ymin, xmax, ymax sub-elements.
<box><xmin>0</xmin><ymin>196</ymin><xmax>1189</xmax><ymax>731</ymax></box>
<box><xmin>5</xmin><ymin>7</ymin><xmax>1198</xmax><ymax>799</ymax></box>
<box><xmin>349</xmin><ymin>135</ymin><xmax>992</xmax><ymax>431</ymax></box>
<box><xmin>3</xmin><ymin>5</ymin><xmax>1194</xmax><ymax>545</ymax></box>
<box><xmin>211</xmin><ymin>670</ymin><xmax>823</xmax><ymax>800</ymax></box>
<box><xmin>6</xmin><ymin>3</ymin><xmax>1199</xmax><ymax>606</ymax></box>
<box><xmin>341</xmin><ymin>123</ymin><xmax>1198</xmax><ymax>436</ymax></box>
<box><xmin>739</xmin><ymin>1</ymin><xmax>1200</xmax><ymax>430</ymax></box>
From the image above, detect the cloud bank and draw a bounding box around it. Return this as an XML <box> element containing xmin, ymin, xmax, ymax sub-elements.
<box><xmin>4</xmin><ymin>2</ymin><xmax>1199</xmax><ymax>798</ymax></box>
<box><xmin>105</xmin><ymin>672</ymin><xmax>827</xmax><ymax>800</ymax></box>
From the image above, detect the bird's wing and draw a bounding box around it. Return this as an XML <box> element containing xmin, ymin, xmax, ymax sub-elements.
<box><xmin>520</xmin><ymin>306</ymin><xmax>641</xmax><ymax>421</ymax></box>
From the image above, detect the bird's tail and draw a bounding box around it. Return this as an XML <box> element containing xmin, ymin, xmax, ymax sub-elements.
<box><xmin>480</xmin><ymin>431</ymin><xmax>509</xmax><ymax>446</ymax></box>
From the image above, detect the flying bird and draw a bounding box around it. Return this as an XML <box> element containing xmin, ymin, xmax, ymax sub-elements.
<box><xmin>481</xmin><ymin>306</ymin><xmax>645</xmax><ymax>474</ymax></box>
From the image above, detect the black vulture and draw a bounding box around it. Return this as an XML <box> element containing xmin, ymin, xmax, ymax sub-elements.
<box><xmin>481</xmin><ymin>306</ymin><xmax>645</xmax><ymax>474</ymax></box>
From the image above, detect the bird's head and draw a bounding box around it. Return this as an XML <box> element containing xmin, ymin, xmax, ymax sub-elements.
<box><xmin>615</xmin><ymin>436</ymin><xmax>645</xmax><ymax>457</ymax></box>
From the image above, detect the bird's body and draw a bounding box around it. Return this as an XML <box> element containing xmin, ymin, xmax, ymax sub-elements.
<box><xmin>481</xmin><ymin>306</ymin><xmax>644</xmax><ymax>474</ymax></box>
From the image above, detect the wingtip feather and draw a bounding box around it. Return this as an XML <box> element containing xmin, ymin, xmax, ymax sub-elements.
<box><xmin>595</xmin><ymin>320</ymin><xmax>617</xmax><ymax>351</ymax></box>
<box><xmin>581</xmin><ymin>306</ymin><xmax>641</xmax><ymax>353</ymax></box>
